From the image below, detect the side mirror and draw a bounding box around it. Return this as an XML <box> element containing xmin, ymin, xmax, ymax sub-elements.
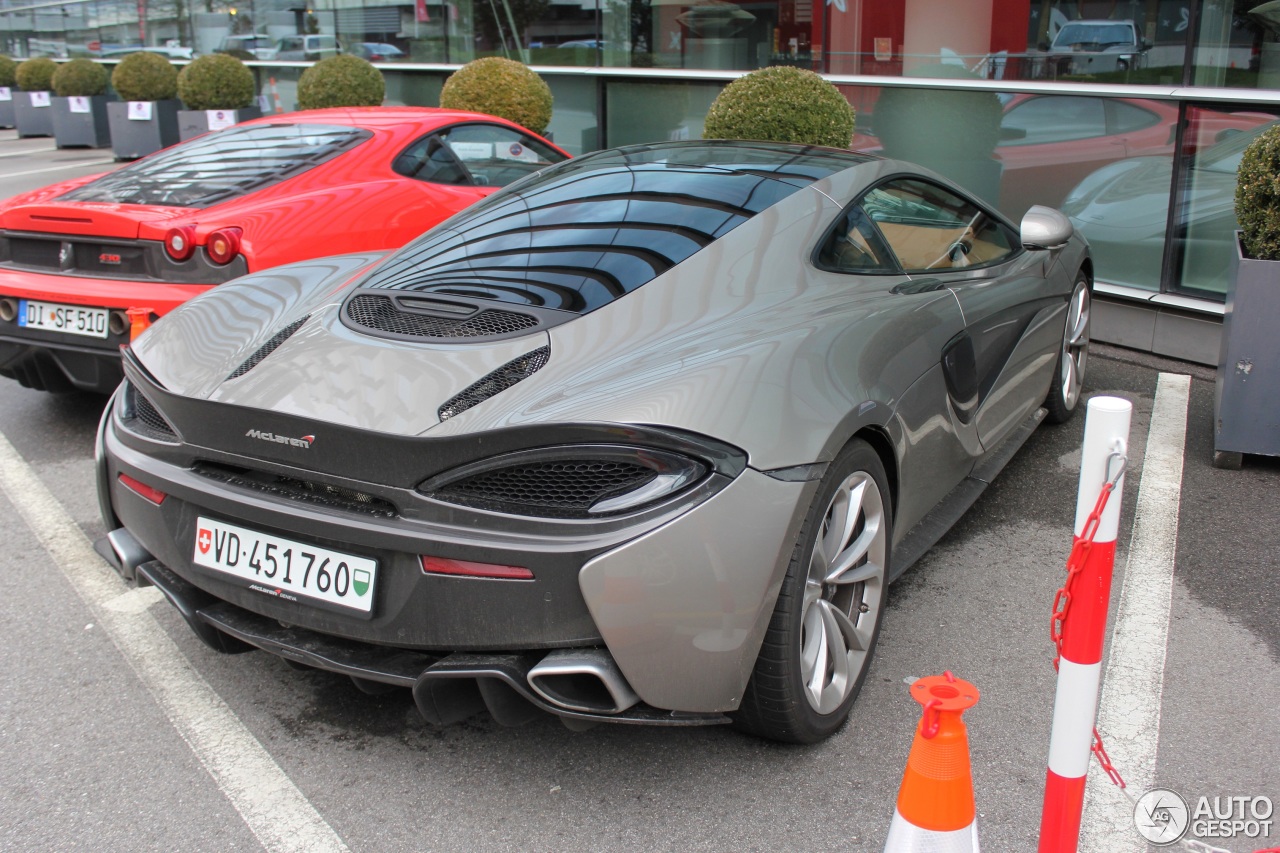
<box><xmin>1021</xmin><ymin>205</ymin><xmax>1073</xmax><ymax>250</ymax></box>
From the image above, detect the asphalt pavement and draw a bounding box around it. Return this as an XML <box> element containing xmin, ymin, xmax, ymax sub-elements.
<box><xmin>0</xmin><ymin>129</ymin><xmax>1277</xmax><ymax>853</ymax></box>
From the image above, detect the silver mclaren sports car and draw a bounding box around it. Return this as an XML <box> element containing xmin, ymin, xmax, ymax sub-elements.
<box><xmin>96</xmin><ymin>140</ymin><xmax>1091</xmax><ymax>743</ymax></box>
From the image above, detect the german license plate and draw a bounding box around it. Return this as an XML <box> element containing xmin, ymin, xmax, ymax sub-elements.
<box><xmin>18</xmin><ymin>298</ymin><xmax>109</xmax><ymax>339</ymax></box>
<box><xmin>192</xmin><ymin>517</ymin><xmax>377</xmax><ymax>613</ymax></box>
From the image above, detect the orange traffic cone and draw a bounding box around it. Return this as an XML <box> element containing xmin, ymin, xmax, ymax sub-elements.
<box><xmin>884</xmin><ymin>672</ymin><xmax>981</xmax><ymax>852</ymax></box>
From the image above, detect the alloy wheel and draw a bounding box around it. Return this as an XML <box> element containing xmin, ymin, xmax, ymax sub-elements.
<box><xmin>799</xmin><ymin>470</ymin><xmax>887</xmax><ymax>715</ymax></box>
<box><xmin>1059</xmin><ymin>283</ymin><xmax>1090</xmax><ymax>412</ymax></box>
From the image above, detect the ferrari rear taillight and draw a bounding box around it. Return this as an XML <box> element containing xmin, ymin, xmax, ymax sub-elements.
<box><xmin>207</xmin><ymin>227</ymin><xmax>242</xmax><ymax>265</ymax></box>
<box><xmin>164</xmin><ymin>226</ymin><xmax>196</xmax><ymax>261</ymax></box>
<box><xmin>118</xmin><ymin>473</ymin><xmax>167</xmax><ymax>505</ymax></box>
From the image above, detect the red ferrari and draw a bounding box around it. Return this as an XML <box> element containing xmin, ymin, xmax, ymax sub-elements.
<box><xmin>0</xmin><ymin>107</ymin><xmax>569</xmax><ymax>393</ymax></box>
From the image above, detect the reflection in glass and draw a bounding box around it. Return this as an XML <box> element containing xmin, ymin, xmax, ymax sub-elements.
<box><xmin>1061</xmin><ymin>104</ymin><xmax>1279</xmax><ymax>296</ymax></box>
<box><xmin>363</xmin><ymin>141</ymin><xmax>865</xmax><ymax>313</ymax></box>
<box><xmin>1175</xmin><ymin>108</ymin><xmax>1280</xmax><ymax>297</ymax></box>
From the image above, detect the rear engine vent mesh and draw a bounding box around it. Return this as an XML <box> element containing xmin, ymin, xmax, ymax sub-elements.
<box><xmin>431</xmin><ymin>460</ymin><xmax>657</xmax><ymax>518</ymax></box>
<box><xmin>194</xmin><ymin>462</ymin><xmax>397</xmax><ymax>518</ymax></box>
<box><xmin>121</xmin><ymin>382</ymin><xmax>179</xmax><ymax>441</ymax></box>
<box><xmin>227</xmin><ymin>315</ymin><xmax>311</xmax><ymax>380</ymax></box>
<box><xmin>346</xmin><ymin>294</ymin><xmax>538</xmax><ymax>339</ymax></box>
<box><xmin>438</xmin><ymin>346</ymin><xmax>550</xmax><ymax>421</ymax></box>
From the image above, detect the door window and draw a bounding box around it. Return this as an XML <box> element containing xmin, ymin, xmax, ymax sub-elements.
<box><xmin>394</xmin><ymin>124</ymin><xmax>566</xmax><ymax>188</ymax></box>
<box><xmin>861</xmin><ymin>179</ymin><xmax>1016</xmax><ymax>272</ymax></box>
<box><xmin>815</xmin><ymin>205</ymin><xmax>897</xmax><ymax>273</ymax></box>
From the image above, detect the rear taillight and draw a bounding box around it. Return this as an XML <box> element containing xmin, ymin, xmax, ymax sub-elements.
<box><xmin>164</xmin><ymin>226</ymin><xmax>195</xmax><ymax>261</ymax></box>
<box><xmin>118</xmin><ymin>473</ymin><xmax>167</xmax><ymax>505</ymax></box>
<box><xmin>420</xmin><ymin>555</ymin><xmax>533</xmax><ymax>580</ymax></box>
<box><xmin>206</xmin><ymin>227</ymin><xmax>242</xmax><ymax>265</ymax></box>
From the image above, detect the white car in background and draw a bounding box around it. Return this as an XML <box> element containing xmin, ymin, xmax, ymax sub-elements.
<box><xmin>215</xmin><ymin>34</ymin><xmax>278</xmax><ymax>60</ymax></box>
<box><xmin>1046</xmin><ymin>19</ymin><xmax>1149</xmax><ymax>74</ymax></box>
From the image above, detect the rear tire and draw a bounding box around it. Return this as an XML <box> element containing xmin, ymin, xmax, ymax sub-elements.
<box><xmin>733</xmin><ymin>439</ymin><xmax>891</xmax><ymax>744</ymax></box>
<box><xmin>1045</xmin><ymin>274</ymin><xmax>1090</xmax><ymax>424</ymax></box>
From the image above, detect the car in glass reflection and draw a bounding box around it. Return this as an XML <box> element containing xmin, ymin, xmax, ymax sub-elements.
<box><xmin>0</xmin><ymin>107</ymin><xmax>567</xmax><ymax>394</ymax></box>
<box><xmin>97</xmin><ymin>141</ymin><xmax>1091</xmax><ymax>743</ymax></box>
<box><xmin>1061</xmin><ymin>119</ymin><xmax>1278</xmax><ymax>296</ymax></box>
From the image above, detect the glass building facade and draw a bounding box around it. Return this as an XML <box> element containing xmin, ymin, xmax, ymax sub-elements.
<box><xmin>3</xmin><ymin>0</ymin><xmax>1279</xmax><ymax>357</ymax></box>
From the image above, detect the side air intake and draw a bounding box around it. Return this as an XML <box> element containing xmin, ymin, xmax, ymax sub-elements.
<box><xmin>226</xmin><ymin>315</ymin><xmax>311</xmax><ymax>380</ymax></box>
<box><xmin>120</xmin><ymin>381</ymin><xmax>179</xmax><ymax>441</ymax></box>
<box><xmin>438</xmin><ymin>346</ymin><xmax>550</xmax><ymax>421</ymax></box>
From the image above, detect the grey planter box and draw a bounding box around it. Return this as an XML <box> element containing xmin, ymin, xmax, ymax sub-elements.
<box><xmin>178</xmin><ymin>105</ymin><xmax>263</xmax><ymax>141</ymax></box>
<box><xmin>0</xmin><ymin>87</ymin><xmax>14</xmax><ymax>128</ymax></box>
<box><xmin>1213</xmin><ymin>234</ymin><xmax>1280</xmax><ymax>467</ymax></box>
<box><xmin>107</xmin><ymin>99</ymin><xmax>181</xmax><ymax>160</ymax></box>
<box><xmin>13</xmin><ymin>90</ymin><xmax>54</xmax><ymax>138</ymax></box>
<box><xmin>52</xmin><ymin>95</ymin><xmax>112</xmax><ymax>148</ymax></box>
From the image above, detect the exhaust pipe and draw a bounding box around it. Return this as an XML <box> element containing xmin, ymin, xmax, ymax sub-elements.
<box><xmin>527</xmin><ymin>649</ymin><xmax>640</xmax><ymax>715</ymax></box>
<box><xmin>108</xmin><ymin>310</ymin><xmax>130</xmax><ymax>337</ymax></box>
<box><xmin>0</xmin><ymin>297</ymin><xmax>17</xmax><ymax>323</ymax></box>
<box><xmin>94</xmin><ymin>528</ymin><xmax>155</xmax><ymax>583</ymax></box>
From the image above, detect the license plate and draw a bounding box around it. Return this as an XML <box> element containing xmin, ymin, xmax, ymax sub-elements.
<box><xmin>18</xmin><ymin>299</ymin><xmax>110</xmax><ymax>339</ymax></box>
<box><xmin>192</xmin><ymin>517</ymin><xmax>378</xmax><ymax>614</ymax></box>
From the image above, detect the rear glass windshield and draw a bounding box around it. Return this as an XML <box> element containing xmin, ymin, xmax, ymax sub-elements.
<box><xmin>360</xmin><ymin>141</ymin><xmax>869</xmax><ymax>314</ymax></box>
<box><xmin>59</xmin><ymin>123</ymin><xmax>371</xmax><ymax>208</ymax></box>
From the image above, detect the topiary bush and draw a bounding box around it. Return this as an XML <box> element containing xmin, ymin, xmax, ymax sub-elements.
<box><xmin>0</xmin><ymin>55</ymin><xmax>17</xmax><ymax>89</ymax></box>
<box><xmin>297</xmin><ymin>55</ymin><xmax>384</xmax><ymax>110</ymax></box>
<box><xmin>177</xmin><ymin>54</ymin><xmax>255</xmax><ymax>110</ymax></box>
<box><xmin>52</xmin><ymin>58</ymin><xmax>108</xmax><ymax>97</ymax></box>
<box><xmin>1236</xmin><ymin>124</ymin><xmax>1280</xmax><ymax>261</ymax></box>
<box><xmin>439</xmin><ymin>57</ymin><xmax>552</xmax><ymax>135</ymax></box>
<box><xmin>111</xmin><ymin>52</ymin><xmax>178</xmax><ymax>102</ymax></box>
<box><xmin>15</xmin><ymin>57</ymin><xmax>58</xmax><ymax>92</ymax></box>
<box><xmin>702</xmin><ymin>66</ymin><xmax>854</xmax><ymax>148</ymax></box>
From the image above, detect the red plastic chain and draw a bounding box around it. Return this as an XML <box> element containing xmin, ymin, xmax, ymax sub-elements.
<box><xmin>1050</xmin><ymin>455</ymin><xmax>1128</xmax><ymax>790</ymax></box>
<box><xmin>1049</xmin><ymin>481</ymin><xmax>1113</xmax><ymax>670</ymax></box>
<box><xmin>1091</xmin><ymin>728</ymin><xmax>1126</xmax><ymax>788</ymax></box>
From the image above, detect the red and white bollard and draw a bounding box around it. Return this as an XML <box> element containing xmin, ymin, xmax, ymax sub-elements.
<box><xmin>1038</xmin><ymin>396</ymin><xmax>1131</xmax><ymax>853</ymax></box>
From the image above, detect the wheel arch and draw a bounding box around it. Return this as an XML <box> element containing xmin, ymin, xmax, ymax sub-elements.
<box><xmin>849</xmin><ymin>424</ymin><xmax>899</xmax><ymax>525</ymax></box>
<box><xmin>1079</xmin><ymin>256</ymin><xmax>1094</xmax><ymax>287</ymax></box>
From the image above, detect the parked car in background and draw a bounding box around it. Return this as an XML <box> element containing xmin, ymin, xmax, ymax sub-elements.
<box><xmin>274</xmin><ymin>34</ymin><xmax>340</xmax><ymax>61</ymax></box>
<box><xmin>215</xmin><ymin>34</ymin><xmax>278</xmax><ymax>60</ymax></box>
<box><xmin>353</xmin><ymin>42</ymin><xmax>405</xmax><ymax>62</ymax></box>
<box><xmin>96</xmin><ymin>140</ymin><xmax>1092</xmax><ymax>744</ymax></box>
<box><xmin>0</xmin><ymin>107</ymin><xmax>568</xmax><ymax>394</ymax></box>
<box><xmin>1045</xmin><ymin>19</ymin><xmax>1148</xmax><ymax>75</ymax></box>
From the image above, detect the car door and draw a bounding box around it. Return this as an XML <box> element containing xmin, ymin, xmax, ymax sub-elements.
<box><xmin>861</xmin><ymin>177</ymin><xmax>1061</xmax><ymax>450</ymax></box>
<box><xmin>812</xmin><ymin>198</ymin><xmax>977</xmax><ymax>535</ymax></box>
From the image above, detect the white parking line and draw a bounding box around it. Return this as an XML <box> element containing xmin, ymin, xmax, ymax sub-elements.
<box><xmin>0</xmin><ymin>433</ymin><xmax>350</xmax><ymax>853</ymax></box>
<box><xmin>5</xmin><ymin>159</ymin><xmax>115</xmax><ymax>177</ymax></box>
<box><xmin>1079</xmin><ymin>372</ymin><xmax>1192</xmax><ymax>851</ymax></box>
<box><xmin>0</xmin><ymin>145</ymin><xmax>57</xmax><ymax>158</ymax></box>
